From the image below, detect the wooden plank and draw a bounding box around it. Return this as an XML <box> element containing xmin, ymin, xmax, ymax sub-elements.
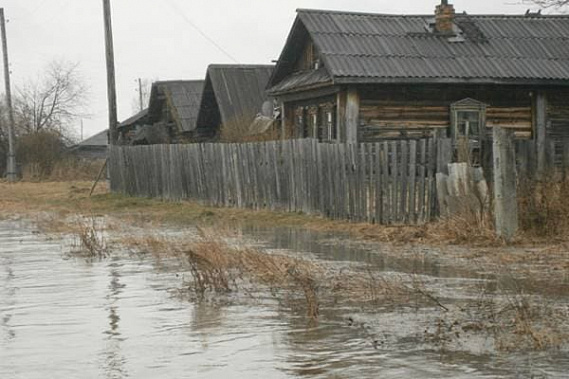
<box><xmin>493</xmin><ymin>127</ymin><xmax>518</xmax><ymax>241</ymax></box>
<box><xmin>390</xmin><ymin>141</ymin><xmax>398</xmax><ymax>224</ymax></box>
<box><xmin>359</xmin><ymin>143</ymin><xmax>366</xmax><ymax>222</ymax></box>
<box><xmin>417</xmin><ymin>139</ymin><xmax>427</xmax><ymax>223</ymax></box>
<box><xmin>346</xmin><ymin>88</ymin><xmax>360</xmax><ymax>143</ymax></box>
<box><xmin>427</xmin><ymin>138</ymin><xmax>436</xmax><ymax>221</ymax></box>
<box><xmin>400</xmin><ymin>140</ymin><xmax>409</xmax><ymax>223</ymax></box>
<box><xmin>408</xmin><ymin>140</ymin><xmax>417</xmax><ymax>224</ymax></box>
<box><xmin>564</xmin><ymin>138</ymin><xmax>569</xmax><ymax>180</ymax></box>
<box><xmin>536</xmin><ymin>91</ymin><xmax>547</xmax><ymax>178</ymax></box>
<box><xmin>374</xmin><ymin>143</ymin><xmax>382</xmax><ymax>224</ymax></box>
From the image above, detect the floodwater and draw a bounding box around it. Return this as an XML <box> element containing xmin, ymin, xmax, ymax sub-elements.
<box><xmin>1</xmin><ymin>220</ymin><xmax>568</xmax><ymax>378</ymax></box>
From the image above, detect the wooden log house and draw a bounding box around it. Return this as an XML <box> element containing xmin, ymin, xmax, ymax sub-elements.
<box><xmin>267</xmin><ymin>1</ymin><xmax>569</xmax><ymax>167</ymax></box>
<box><xmin>118</xmin><ymin>80</ymin><xmax>205</xmax><ymax>145</ymax></box>
<box><xmin>195</xmin><ymin>64</ymin><xmax>275</xmax><ymax>140</ymax></box>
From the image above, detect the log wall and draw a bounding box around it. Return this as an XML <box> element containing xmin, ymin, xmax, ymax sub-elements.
<box><xmin>358</xmin><ymin>85</ymin><xmax>534</xmax><ymax>141</ymax></box>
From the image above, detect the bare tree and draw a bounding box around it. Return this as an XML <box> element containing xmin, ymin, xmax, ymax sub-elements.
<box><xmin>14</xmin><ymin>60</ymin><xmax>89</xmax><ymax>137</ymax></box>
<box><xmin>524</xmin><ymin>0</ymin><xmax>569</xmax><ymax>9</ymax></box>
<box><xmin>130</xmin><ymin>78</ymin><xmax>152</xmax><ymax>113</ymax></box>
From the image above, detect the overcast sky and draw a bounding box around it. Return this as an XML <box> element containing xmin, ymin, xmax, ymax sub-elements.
<box><xmin>1</xmin><ymin>0</ymin><xmax>545</xmax><ymax>139</ymax></box>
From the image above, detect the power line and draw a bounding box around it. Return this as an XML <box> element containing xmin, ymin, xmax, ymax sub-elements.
<box><xmin>165</xmin><ymin>0</ymin><xmax>239</xmax><ymax>63</ymax></box>
<box><xmin>29</xmin><ymin>0</ymin><xmax>51</xmax><ymax>16</ymax></box>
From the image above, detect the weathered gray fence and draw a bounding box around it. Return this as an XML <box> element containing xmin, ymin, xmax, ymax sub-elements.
<box><xmin>479</xmin><ymin>138</ymin><xmax>569</xmax><ymax>182</ymax></box>
<box><xmin>109</xmin><ymin>138</ymin><xmax>452</xmax><ymax>225</ymax></box>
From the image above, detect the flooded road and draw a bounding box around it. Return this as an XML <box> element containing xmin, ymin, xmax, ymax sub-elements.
<box><xmin>1</xmin><ymin>220</ymin><xmax>568</xmax><ymax>378</ymax></box>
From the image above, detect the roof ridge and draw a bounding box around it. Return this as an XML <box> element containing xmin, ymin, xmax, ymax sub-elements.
<box><xmin>322</xmin><ymin>52</ymin><xmax>569</xmax><ymax>61</ymax></box>
<box><xmin>155</xmin><ymin>79</ymin><xmax>205</xmax><ymax>85</ymax></box>
<box><xmin>208</xmin><ymin>64</ymin><xmax>275</xmax><ymax>69</ymax></box>
<box><xmin>311</xmin><ymin>30</ymin><xmax>569</xmax><ymax>39</ymax></box>
<box><xmin>297</xmin><ymin>8</ymin><xmax>569</xmax><ymax>19</ymax></box>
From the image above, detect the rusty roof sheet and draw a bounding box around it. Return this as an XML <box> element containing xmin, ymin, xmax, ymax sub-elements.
<box><xmin>270</xmin><ymin>9</ymin><xmax>569</xmax><ymax>91</ymax></box>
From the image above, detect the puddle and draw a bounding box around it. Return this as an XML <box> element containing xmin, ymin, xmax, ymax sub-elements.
<box><xmin>1</xmin><ymin>220</ymin><xmax>568</xmax><ymax>378</ymax></box>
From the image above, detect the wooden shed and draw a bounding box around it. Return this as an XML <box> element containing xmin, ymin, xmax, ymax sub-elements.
<box><xmin>195</xmin><ymin>64</ymin><xmax>275</xmax><ymax>140</ymax></box>
<box><xmin>132</xmin><ymin>80</ymin><xmax>205</xmax><ymax>145</ymax></box>
<box><xmin>268</xmin><ymin>2</ymin><xmax>569</xmax><ymax>167</ymax></box>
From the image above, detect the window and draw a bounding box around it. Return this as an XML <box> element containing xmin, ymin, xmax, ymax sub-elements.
<box><xmin>294</xmin><ymin>107</ymin><xmax>305</xmax><ymax>138</ymax></box>
<box><xmin>450</xmin><ymin>98</ymin><xmax>487</xmax><ymax>142</ymax></box>
<box><xmin>456</xmin><ymin>110</ymin><xmax>480</xmax><ymax>138</ymax></box>
<box><xmin>450</xmin><ymin>98</ymin><xmax>487</xmax><ymax>165</ymax></box>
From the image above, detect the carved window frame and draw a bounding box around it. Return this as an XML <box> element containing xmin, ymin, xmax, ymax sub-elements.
<box><xmin>450</xmin><ymin>98</ymin><xmax>487</xmax><ymax>142</ymax></box>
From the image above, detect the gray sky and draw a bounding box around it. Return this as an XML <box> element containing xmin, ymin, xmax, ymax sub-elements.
<box><xmin>1</xmin><ymin>0</ymin><xmax>542</xmax><ymax>139</ymax></box>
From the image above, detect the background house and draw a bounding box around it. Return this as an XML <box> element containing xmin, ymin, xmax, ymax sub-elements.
<box><xmin>268</xmin><ymin>2</ymin><xmax>569</xmax><ymax>168</ymax></box>
<box><xmin>117</xmin><ymin>108</ymin><xmax>149</xmax><ymax>144</ymax></box>
<box><xmin>70</xmin><ymin>129</ymin><xmax>108</xmax><ymax>160</ymax></box>
<box><xmin>195</xmin><ymin>64</ymin><xmax>275</xmax><ymax>140</ymax></box>
<box><xmin>129</xmin><ymin>80</ymin><xmax>205</xmax><ymax>145</ymax></box>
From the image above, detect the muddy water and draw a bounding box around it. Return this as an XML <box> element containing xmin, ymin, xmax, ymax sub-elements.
<box><xmin>1</xmin><ymin>220</ymin><xmax>568</xmax><ymax>378</ymax></box>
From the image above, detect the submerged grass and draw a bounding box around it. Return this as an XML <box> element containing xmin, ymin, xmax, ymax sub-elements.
<box><xmin>118</xmin><ymin>226</ymin><xmax>569</xmax><ymax>352</ymax></box>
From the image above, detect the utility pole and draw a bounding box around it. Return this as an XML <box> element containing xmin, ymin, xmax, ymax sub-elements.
<box><xmin>138</xmin><ymin>78</ymin><xmax>143</xmax><ymax>112</ymax></box>
<box><xmin>1</xmin><ymin>8</ymin><xmax>17</xmax><ymax>182</ymax></box>
<box><xmin>102</xmin><ymin>0</ymin><xmax>118</xmax><ymax>145</ymax></box>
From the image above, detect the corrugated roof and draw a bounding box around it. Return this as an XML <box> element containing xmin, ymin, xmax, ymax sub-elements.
<box><xmin>268</xmin><ymin>67</ymin><xmax>332</xmax><ymax>94</ymax></box>
<box><xmin>269</xmin><ymin>9</ymin><xmax>569</xmax><ymax>92</ymax></box>
<box><xmin>149</xmin><ymin>80</ymin><xmax>205</xmax><ymax>132</ymax></box>
<box><xmin>203</xmin><ymin>64</ymin><xmax>274</xmax><ymax>125</ymax></box>
<box><xmin>77</xmin><ymin>129</ymin><xmax>108</xmax><ymax>147</ymax></box>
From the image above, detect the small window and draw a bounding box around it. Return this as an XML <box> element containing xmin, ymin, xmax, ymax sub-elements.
<box><xmin>451</xmin><ymin>98</ymin><xmax>487</xmax><ymax>165</ymax></box>
<box><xmin>451</xmin><ymin>98</ymin><xmax>487</xmax><ymax>142</ymax></box>
<box><xmin>456</xmin><ymin>110</ymin><xmax>480</xmax><ymax>138</ymax></box>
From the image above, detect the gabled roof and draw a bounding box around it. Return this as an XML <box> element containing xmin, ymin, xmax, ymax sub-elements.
<box><xmin>76</xmin><ymin>129</ymin><xmax>108</xmax><ymax>147</ymax></box>
<box><xmin>197</xmin><ymin>64</ymin><xmax>274</xmax><ymax>127</ymax></box>
<box><xmin>119</xmin><ymin>108</ymin><xmax>149</xmax><ymax>129</ymax></box>
<box><xmin>148</xmin><ymin>80</ymin><xmax>205</xmax><ymax>132</ymax></box>
<box><xmin>269</xmin><ymin>9</ymin><xmax>569</xmax><ymax>93</ymax></box>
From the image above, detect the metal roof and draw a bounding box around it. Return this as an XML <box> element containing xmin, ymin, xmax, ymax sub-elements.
<box><xmin>268</xmin><ymin>67</ymin><xmax>332</xmax><ymax>94</ymax></box>
<box><xmin>119</xmin><ymin>108</ymin><xmax>149</xmax><ymax>129</ymax></box>
<box><xmin>148</xmin><ymin>80</ymin><xmax>205</xmax><ymax>132</ymax></box>
<box><xmin>269</xmin><ymin>9</ymin><xmax>569</xmax><ymax>92</ymax></box>
<box><xmin>198</xmin><ymin>64</ymin><xmax>274</xmax><ymax>126</ymax></box>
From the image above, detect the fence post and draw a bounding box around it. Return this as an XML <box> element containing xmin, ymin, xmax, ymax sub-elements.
<box><xmin>493</xmin><ymin>126</ymin><xmax>518</xmax><ymax>241</ymax></box>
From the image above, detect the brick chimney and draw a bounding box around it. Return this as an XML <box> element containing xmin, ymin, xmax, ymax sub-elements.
<box><xmin>435</xmin><ymin>0</ymin><xmax>455</xmax><ymax>35</ymax></box>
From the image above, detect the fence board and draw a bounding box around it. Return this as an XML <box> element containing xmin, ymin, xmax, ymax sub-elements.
<box><xmin>109</xmin><ymin>138</ymin><xmax>449</xmax><ymax>225</ymax></box>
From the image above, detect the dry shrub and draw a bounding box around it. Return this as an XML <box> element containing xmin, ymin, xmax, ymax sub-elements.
<box><xmin>219</xmin><ymin>112</ymin><xmax>280</xmax><ymax>143</ymax></box>
<box><xmin>49</xmin><ymin>158</ymin><xmax>105</xmax><ymax>181</ymax></box>
<box><xmin>18</xmin><ymin>130</ymin><xmax>66</xmax><ymax>179</ymax></box>
<box><xmin>120</xmin><ymin>229</ymin><xmax>424</xmax><ymax>321</ymax></box>
<box><xmin>62</xmin><ymin>216</ymin><xmax>109</xmax><ymax>258</ymax></box>
<box><xmin>427</xmin><ymin>209</ymin><xmax>496</xmax><ymax>245</ymax></box>
<box><xmin>518</xmin><ymin>175</ymin><xmax>569</xmax><ymax>238</ymax></box>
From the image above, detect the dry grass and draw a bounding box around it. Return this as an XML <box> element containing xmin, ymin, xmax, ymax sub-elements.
<box><xmin>118</xmin><ymin>226</ymin><xmax>569</xmax><ymax>352</ymax></box>
<box><xmin>2</xmin><ymin>180</ymin><xmax>569</xmax><ymax>251</ymax></box>
<box><xmin>219</xmin><ymin>112</ymin><xmax>280</xmax><ymax>143</ymax></box>
<box><xmin>518</xmin><ymin>175</ymin><xmax>569</xmax><ymax>238</ymax></box>
<box><xmin>119</xmin><ymin>228</ymin><xmax>423</xmax><ymax>321</ymax></box>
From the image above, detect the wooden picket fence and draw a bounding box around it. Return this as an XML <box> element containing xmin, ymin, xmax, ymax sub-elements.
<box><xmin>109</xmin><ymin>138</ymin><xmax>452</xmax><ymax>225</ymax></box>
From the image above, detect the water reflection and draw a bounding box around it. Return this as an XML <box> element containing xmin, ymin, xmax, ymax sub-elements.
<box><xmin>1</xmin><ymin>220</ymin><xmax>568</xmax><ymax>378</ymax></box>
<box><xmin>102</xmin><ymin>259</ymin><xmax>128</xmax><ymax>379</ymax></box>
<box><xmin>1</xmin><ymin>256</ymin><xmax>16</xmax><ymax>343</ymax></box>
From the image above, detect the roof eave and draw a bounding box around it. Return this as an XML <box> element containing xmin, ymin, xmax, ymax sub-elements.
<box><xmin>268</xmin><ymin>80</ymin><xmax>335</xmax><ymax>97</ymax></box>
<box><xmin>333</xmin><ymin>76</ymin><xmax>569</xmax><ymax>86</ymax></box>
